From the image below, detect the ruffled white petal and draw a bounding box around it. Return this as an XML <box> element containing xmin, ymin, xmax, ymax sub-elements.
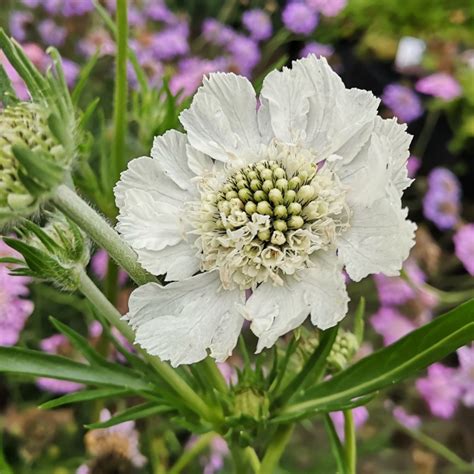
<box><xmin>126</xmin><ymin>272</ymin><xmax>244</xmax><ymax>366</ymax></box>
<box><xmin>259</xmin><ymin>66</ymin><xmax>313</xmax><ymax>144</ymax></box>
<box><xmin>151</xmin><ymin>130</ymin><xmax>196</xmax><ymax>192</ymax></box>
<box><xmin>245</xmin><ymin>253</ymin><xmax>349</xmax><ymax>352</ymax></box>
<box><xmin>337</xmin><ymin>198</ymin><xmax>416</xmax><ymax>281</ymax></box>
<box><xmin>115</xmin><ymin>157</ymin><xmax>198</xmax><ymax>279</ymax></box>
<box><xmin>291</xmin><ymin>56</ymin><xmax>380</xmax><ymax>161</ymax></box>
<box><xmin>179</xmin><ymin>73</ymin><xmax>261</xmax><ymax>163</ymax></box>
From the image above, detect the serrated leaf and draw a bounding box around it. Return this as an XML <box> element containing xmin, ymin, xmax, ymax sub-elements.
<box><xmin>85</xmin><ymin>402</ymin><xmax>173</xmax><ymax>429</ymax></box>
<box><xmin>0</xmin><ymin>346</ymin><xmax>150</xmax><ymax>390</ymax></box>
<box><xmin>279</xmin><ymin>300</ymin><xmax>474</xmax><ymax>420</ymax></box>
<box><xmin>40</xmin><ymin>387</ymin><xmax>133</xmax><ymax>409</ymax></box>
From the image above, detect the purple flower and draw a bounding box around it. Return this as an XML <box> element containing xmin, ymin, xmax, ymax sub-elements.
<box><xmin>392</xmin><ymin>406</ymin><xmax>421</xmax><ymax>430</ymax></box>
<box><xmin>300</xmin><ymin>42</ymin><xmax>334</xmax><ymax>58</ymax></box>
<box><xmin>9</xmin><ymin>11</ymin><xmax>32</xmax><ymax>42</ymax></box>
<box><xmin>144</xmin><ymin>1</ymin><xmax>176</xmax><ymax>24</ymax></box>
<box><xmin>37</xmin><ymin>334</ymin><xmax>84</xmax><ymax>394</ymax></box>
<box><xmin>374</xmin><ymin>273</ymin><xmax>415</xmax><ymax>306</ymax></box>
<box><xmin>455</xmin><ymin>345</ymin><xmax>474</xmax><ymax>407</ymax></box>
<box><xmin>407</xmin><ymin>155</ymin><xmax>421</xmax><ymax>178</ymax></box>
<box><xmin>169</xmin><ymin>57</ymin><xmax>229</xmax><ymax>99</ymax></box>
<box><xmin>382</xmin><ymin>84</ymin><xmax>423</xmax><ymax>123</ymax></box>
<box><xmin>128</xmin><ymin>6</ymin><xmax>147</xmax><ymax>28</ymax></box>
<box><xmin>78</xmin><ymin>29</ymin><xmax>116</xmax><ymax>57</ymax></box>
<box><xmin>227</xmin><ymin>35</ymin><xmax>261</xmax><ymax>76</ymax></box>
<box><xmin>370</xmin><ymin>307</ymin><xmax>417</xmax><ymax>346</ymax></box>
<box><xmin>63</xmin><ymin>0</ymin><xmax>94</xmax><ymax>17</ymax></box>
<box><xmin>21</xmin><ymin>0</ymin><xmax>41</xmax><ymax>7</ymax></box>
<box><xmin>43</xmin><ymin>0</ymin><xmax>63</xmax><ymax>15</ymax></box>
<box><xmin>242</xmin><ymin>9</ymin><xmax>272</xmax><ymax>42</ymax></box>
<box><xmin>38</xmin><ymin>19</ymin><xmax>66</xmax><ymax>47</ymax></box>
<box><xmin>61</xmin><ymin>58</ymin><xmax>80</xmax><ymax>88</ymax></box>
<box><xmin>423</xmin><ymin>168</ymin><xmax>461</xmax><ymax>230</ymax></box>
<box><xmin>416</xmin><ymin>364</ymin><xmax>462</xmax><ymax>419</ymax></box>
<box><xmin>0</xmin><ymin>241</ymin><xmax>33</xmax><ymax>347</ymax></box>
<box><xmin>91</xmin><ymin>249</ymin><xmax>128</xmax><ymax>286</ymax></box>
<box><xmin>415</xmin><ymin>73</ymin><xmax>462</xmax><ymax>101</ymax></box>
<box><xmin>329</xmin><ymin>407</ymin><xmax>369</xmax><ymax>441</ymax></box>
<box><xmin>150</xmin><ymin>25</ymin><xmax>189</xmax><ymax>60</ymax></box>
<box><xmin>453</xmin><ymin>225</ymin><xmax>474</xmax><ymax>275</ymax></box>
<box><xmin>282</xmin><ymin>2</ymin><xmax>319</xmax><ymax>35</ymax></box>
<box><xmin>217</xmin><ymin>362</ymin><xmax>237</xmax><ymax>385</ymax></box>
<box><xmin>202</xmin><ymin>19</ymin><xmax>235</xmax><ymax>47</ymax></box>
<box><xmin>202</xmin><ymin>437</ymin><xmax>229</xmax><ymax>474</ymax></box>
<box><xmin>306</xmin><ymin>0</ymin><xmax>347</xmax><ymax>17</ymax></box>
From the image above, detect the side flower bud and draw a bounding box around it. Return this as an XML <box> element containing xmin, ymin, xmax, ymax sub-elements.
<box><xmin>0</xmin><ymin>103</ymin><xmax>70</xmax><ymax>226</ymax></box>
<box><xmin>327</xmin><ymin>330</ymin><xmax>359</xmax><ymax>372</ymax></box>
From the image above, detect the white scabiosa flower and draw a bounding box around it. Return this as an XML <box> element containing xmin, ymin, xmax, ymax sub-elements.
<box><xmin>116</xmin><ymin>56</ymin><xmax>416</xmax><ymax>366</ymax></box>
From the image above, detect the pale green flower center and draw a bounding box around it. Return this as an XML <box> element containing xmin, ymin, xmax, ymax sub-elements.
<box><xmin>196</xmin><ymin>156</ymin><xmax>349</xmax><ymax>290</ymax></box>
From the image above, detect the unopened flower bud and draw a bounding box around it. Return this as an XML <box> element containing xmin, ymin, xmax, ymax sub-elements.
<box><xmin>253</xmin><ymin>190</ymin><xmax>267</xmax><ymax>202</ymax></box>
<box><xmin>288</xmin><ymin>202</ymin><xmax>302</xmax><ymax>215</ymax></box>
<box><xmin>260</xmin><ymin>168</ymin><xmax>273</xmax><ymax>181</ymax></box>
<box><xmin>275</xmin><ymin>178</ymin><xmax>288</xmax><ymax>192</ymax></box>
<box><xmin>297</xmin><ymin>185</ymin><xmax>315</xmax><ymax>203</ymax></box>
<box><xmin>288</xmin><ymin>176</ymin><xmax>301</xmax><ymax>190</ymax></box>
<box><xmin>268</xmin><ymin>188</ymin><xmax>283</xmax><ymax>205</ymax></box>
<box><xmin>245</xmin><ymin>201</ymin><xmax>257</xmax><ymax>214</ymax></box>
<box><xmin>271</xmin><ymin>230</ymin><xmax>286</xmax><ymax>245</ymax></box>
<box><xmin>238</xmin><ymin>189</ymin><xmax>252</xmax><ymax>202</ymax></box>
<box><xmin>274</xmin><ymin>219</ymin><xmax>288</xmax><ymax>232</ymax></box>
<box><xmin>274</xmin><ymin>205</ymin><xmax>288</xmax><ymax>219</ymax></box>
<box><xmin>284</xmin><ymin>190</ymin><xmax>296</xmax><ymax>204</ymax></box>
<box><xmin>262</xmin><ymin>179</ymin><xmax>274</xmax><ymax>193</ymax></box>
<box><xmin>258</xmin><ymin>229</ymin><xmax>271</xmax><ymax>241</ymax></box>
<box><xmin>288</xmin><ymin>215</ymin><xmax>304</xmax><ymax>229</ymax></box>
<box><xmin>256</xmin><ymin>201</ymin><xmax>273</xmax><ymax>216</ymax></box>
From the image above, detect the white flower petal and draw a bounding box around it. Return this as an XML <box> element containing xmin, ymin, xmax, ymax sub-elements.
<box><xmin>291</xmin><ymin>56</ymin><xmax>379</xmax><ymax>161</ymax></box>
<box><xmin>134</xmin><ymin>243</ymin><xmax>200</xmax><ymax>281</ymax></box>
<box><xmin>337</xmin><ymin>198</ymin><xmax>416</xmax><ymax>281</ymax></box>
<box><xmin>151</xmin><ymin>130</ymin><xmax>196</xmax><ymax>191</ymax></box>
<box><xmin>127</xmin><ymin>272</ymin><xmax>244</xmax><ymax>366</ymax></box>
<box><xmin>259</xmin><ymin>66</ymin><xmax>313</xmax><ymax>144</ymax></box>
<box><xmin>117</xmin><ymin>189</ymin><xmax>184</xmax><ymax>251</ymax></box>
<box><xmin>179</xmin><ymin>72</ymin><xmax>261</xmax><ymax>163</ymax></box>
<box><xmin>245</xmin><ymin>253</ymin><xmax>349</xmax><ymax>352</ymax></box>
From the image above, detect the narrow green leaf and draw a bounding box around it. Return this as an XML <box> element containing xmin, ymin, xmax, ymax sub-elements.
<box><xmin>72</xmin><ymin>52</ymin><xmax>100</xmax><ymax>104</ymax></box>
<box><xmin>40</xmin><ymin>387</ymin><xmax>133</xmax><ymax>409</ymax></box>
<box><xmin>280</xmin><ymin>300</ymin><xmax>474</xmax><ymax>419</ymax></box>
<box><xmin>85</xmin><ymin>402</ymin><xmax>173</xmax><ymax>429</ymax></box>
<box><xmin>0</xmin><ymin>64</ymin><xmax>18</xmax><ymax>106</ymax></box>
<box><xmin>354</xmin><ymin>297</ymin><xmax>365</xmax><ymax>345</ymax></box>
<box><xmin>0</xmin><ymin>346</ymin><xmax>150</xmax><ymax>390</ymax></box>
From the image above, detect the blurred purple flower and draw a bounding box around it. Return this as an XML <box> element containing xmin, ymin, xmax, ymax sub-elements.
<box><xmin>61</xmin><ymin>58</ymin><xmax>80</xmax><ymax>88</ymax></box>
<box><xmin>453</xmin><ymin>224</ymin><xmax>474</xmax><ymax>275</ymax></box>
<box><xmin>282</xmin><ymin>2</ymin><xmax>319</xmax><ymax>35</ymax></box>
<box><xmin>203</xmin><ymin>437</ymin><xmax>229</xmax><ymax>474</ymax></box>
<box><xmin>9</xmin><ymin>11</ymin><xmax>33</xmax><ymax>41</ymax></box>
<box><xmin>217</xmin><ymin>362</ymin><xmax>237</xmax><ymax>385</ymax></box>
<box><xmin>21</xmin><ymin>0</ymin><xmax>41</xmax><ymax>7</ymax></box>
<box><xmin>78</xmin><ymin>29</ymin><xmax>116</xmax><ymax>57</ymax></box>
<box><xmin>423</xmin><ymin>168</ymin><xmax>461</xmax><ymax>230</ymax></box>
<box><xmin>300</xmin><ymin>42</ymin><xmax>334</xmax><ymax>58</ymax></box>
<box><xmin>62</xmin><ymin>0</ymin><xmax>94</xmax><ymax>17</ymax></box>
<box><xmin>374</xmin><ymin>273</ymin><xmax>415</xmax><ymax>306</ymax></box>
<box><xmin>37</xmin><ymin>334</ymin><xmax>84</xmax><ymax>394</ymax></box>
<box><xmin>382</xmin><ymin>84</ymin><xmax>423</xmax><ymax>123</ymax></box>
<box><xmin>407</xmin><ymin>155</ymin><xmax>421</xmax><ymax>178</ymax></box>
<box><xmin>150</xmin><ymin>25</ymin><xmax>189</xmax><ymax>60</ymax></box>
<box><xmin>43</xmin><ymin>0</ymin><xmax>63</xmax><ymax>15</ymax></box>
<box><xmin>0</xmin><ymin>241</ymin><xmax>33</xmax><ymax>347</ymax></box>
<box><xmin>306</xmin><ymin>0</ymin><xmax>347</xmax><ymax>17</ymax></box>
<box><xmin>330</xmin><ymin>407</ymin><xmax>369</xmax><ymax>441</ymax></box>
<box><xmin>128</xmin><ymin>6</ymin><xmax>147</xmax><ymax>28</ymax></box>
<box><xmin>455</xmin><ymin>345</ymin><xmax>474</xmax><ymax>407</ymax></box>
<box><xmin>415</xmin><ymin>73</ymin><xmax>462</xmax><ymax>101</ymax></box>
<box><xmin>202</xmin><ymin>18</ymin><xmax>235</xmax><ymax>47</ymax></box>
<box><xmin>242</xmin><ymin>9</ymin><xmax>272</xmax><ymax>42</ymax></box>
<box><xmin>392</xmin><ymin>406</ymin><xmax>421</xmax><ymax>430</ymax></box>
<box><xmin>227</xmin><ymin>35</ymin><xmax>260</xmax><ymax>76</ymax></box>
<box><xmin>169</xmin><ymin>57</ymin><xmax>229</xmax><ymax>99</ymax></box>
<box><xmin>91</xmin><ymin>249</ymin><xmax>128</xmax><ymax>286</ymax></box>
<box><xmin>144</xmin><ymin>0</ymin><xmax>176</xmax><ymax>24</ymax></box>
<box><xmin>370</xmin><ymin>307</ymin><xmax>417</xmax><ymax>346</ymax></box>
<box><xmin>38</xmin><ymin>19</ymin><xmax>67</xmax><ymax>47</ymax></box>
<box><xmin>416</xmin><ymin>364</ymin><xmax>462</xmax><ymax>419</ymax></box>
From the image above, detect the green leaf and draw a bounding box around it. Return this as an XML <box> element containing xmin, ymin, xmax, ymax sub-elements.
<box><xmin>0</xmin><ymin>346</ymin><xmax>150</xmax><ymax>390</ymax></box>
<box><xmin>279</xmin><ymin>299</ymin><xmax>474</xmax><ymax>420</ymax></box>
<box><xmin>0</xmin><ymin>64</ymin><xmax>18</xmax><ymax>106</ymax></box>
<box><xmin>85</xmin><ymin>402</ymin><xmax>173</xmax><ymax>429</ymax></box>
<box><xmin>40</xmin><ymin>387</ymin><xmax>133</xmax><ymax>409</ymax></box>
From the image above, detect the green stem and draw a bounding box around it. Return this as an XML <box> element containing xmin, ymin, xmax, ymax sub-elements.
<box><xmin>230</xmin><ymin>445</ymin><xmax>250</xmax><ymax>473</ymax></box>
<box><xmin>412</xmin><ymin>108</ymin><xmax>441</xmax><ymax>159</ymax></box>
<box><xmin>168</xmin><ymin>432</ymin><xmax>217</xmax><ymax>474</ymax></box>
<box><xmin>104</xmin><ymin>258</ymin><xmax>119</xmax><ymax>304</ymax></box>
<box><xmin>112</xmin><ymin>0</ymin><xmax>128</xmax><ymax>182</ymax></box>
<box><xmin>397</xmin><ymin>424</ymin><xmax>473</xmax><ymax>472</ymax></box>
<box><xmin>53</xmin><ymin>184</ymin><xmax>155</xmax><ymax>286</ymax></box>
<box><xmin>343</xmin><ymin>410</ymin><xmax>356</xmax><ymax>474</ymax></box>
<box><xmin>259</xmin><ymin>424</ymin><xmax>294</xmax><ymax>473</ymax></box>
<box><xmin>323</xmin><ymin>415</ymin><xmax>348</xmax><ymax>474</ymax></box>
<box><xmin>244</xmin><ymin>447</ymin><xmax>261</xmax><ymax>473</ymax></box>
<box><xmin>201</xmin><ymin>357</ymin><xmax>228</xmax><ymax>394</ymax></box>
<box><xmin>77</xmin><ymin>269</ymin><xmax>215</xmax><ymax>423</ymax></box>
<box><xmin>274</xmin><ymin>325</ymin><xmax>339</xmax><ymax>408</ymax></box>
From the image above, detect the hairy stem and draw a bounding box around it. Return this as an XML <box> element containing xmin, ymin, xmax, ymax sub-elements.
<box><xmin>53</xmin><ymin>184</ymin><xmax>155</xmax><ymax>286</ymax></box>
<box><xmin>259</xmin><ymin>424</ymin><xmax>294</xmax><ymax>473</ymax></box>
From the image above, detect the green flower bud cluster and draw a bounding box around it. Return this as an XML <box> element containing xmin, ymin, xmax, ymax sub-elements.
<box><xmin>5</xmin><ymin>216</ymin><xmax>90</xmax><ymax>291</ymax></box>
<box><xmin>327</xmin><ymin>330</ymin><xmax>359</xmax><ymax>372</ymax></box>
<box><xmin>0</xmin><ymin>103</ymin><xmax>67</xmax><ymax>225</ymax></box>
<box><xmin>215</xmin><ymin>160</ymin><xmax>317</xmax><ymax>246</ymax></box>
<box><xmin>233</xmin><ymin>386</ymin><xmax>270</xmax><ymax>424</ymax></box>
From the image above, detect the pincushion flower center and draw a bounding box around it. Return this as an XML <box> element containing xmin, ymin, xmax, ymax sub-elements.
<box><xmin>196</xmin><ymin>156</ymin><xmax>350</xmax><ymax>290</ymax></box>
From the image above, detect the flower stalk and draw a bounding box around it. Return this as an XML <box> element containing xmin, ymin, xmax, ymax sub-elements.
<box><xmin>343</xmin><ymin>410</ymin><xmax>357</xmax><ymax>474</ymax></box>
<box><xmin>258</xmin><ymin>424</ymin><xmax>294</xmax><ymax>473</ymax></box>
<box><xmin>52</xmin><ymin>184</ymin><xmax>155</xmax><ymax>286</ymax></box>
